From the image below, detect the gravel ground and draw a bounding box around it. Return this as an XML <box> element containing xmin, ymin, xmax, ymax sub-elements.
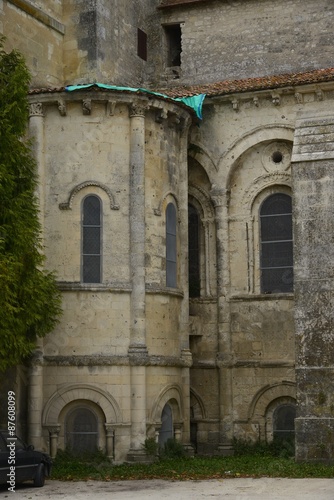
<box><xmin>2</xmin><ymin>477</ymin><xmax>334</xmax><ymax>499</ymax></box>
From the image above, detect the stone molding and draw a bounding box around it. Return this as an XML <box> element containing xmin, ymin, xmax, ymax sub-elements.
<box><xmin>59</xmin><ymin>180</ymin><xmax>120</xmax><ymax>210</ymax></box>
<box><xmin>43</xmin><ymin>354</ymin><xmax>191</xmax><ymax>368</ymax></box>
<box><xmin>154</xmin><ymin>190</ymin><xmax>180</xmax><ymax>217</ymax></box>
<box><xmin>42</xmin><ymin>383</ymin><xmax>123</xmax><ymax>426</ymax></box>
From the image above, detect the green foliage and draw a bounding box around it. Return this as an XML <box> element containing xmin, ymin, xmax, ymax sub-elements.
<box><xmin>52</xmin><ymin>450</ymin><xmax>334</xmax><ymax>482</ymax></box>
<box><xmin>233</xmin><ymin>437</ymin><xmax>295</xmax><ymax>459</ymax></box>
<box><xmin>160</xmin><ymin>438</ymin><xmax>186</xmax><ymax>459</ymax></box>
<box><xmin>0</xmin><ymin>37</ymin><xmax>62</xmax><ymax>371</ymax></box>
<box><xmin>143</xmin><ymin>437</ymin><xmax>159</xmax><ymax>456</ymax></box>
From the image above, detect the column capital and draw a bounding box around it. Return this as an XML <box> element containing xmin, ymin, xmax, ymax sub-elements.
<box><xmin>129</xmin><ymin>101</ymin><xmax>149</xmax><ymax>118</ymax></box>
<box><xmin>210</xmin><ymin>187</ymin><xmax>228</xmax><ymax>208</ymax></box>
<box><xmin>29</xmin><ymin>102</ymin><xmax>44</xmax><ymax>117</ymax></box>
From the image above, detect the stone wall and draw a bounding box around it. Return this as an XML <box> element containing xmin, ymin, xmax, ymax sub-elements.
<box><xmin>1</xmin><ymin>0</ymin><xmax>64</xmax><ymax>86</ymax></box>
<box><xmin>292</xmin><ymin>110</ymin><xmax>334</xmax><ymax>462</ymax></box>
<box><xmin>156</xmin><ymin>0</ymin><xmax>334</xmax><ymax>85</ymax></box>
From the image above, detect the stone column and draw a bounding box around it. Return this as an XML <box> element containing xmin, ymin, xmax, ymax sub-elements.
<box><xmin>27</xmin><ymin>352</ymin><xmax>44</xmax><ymax>449</ymax></box>
<box><xmin>105</xmin><ymin>424</ymin><xmax>115</xmax><ymax>459</ymax></box>
<box><xmin>28</xmin><ymin>102</ymin><xmax>45</xmax><ymax>240</ymax></box>
<box><xmin>292</xmin><ymin>112</ymin><xmax>334</xmax><ymax>462</ymax></box>
<box><xmin>128</xmin><ymin>101</ymin><xmax>148</xmax><ymax>356</ymax></box>
<box><xmin>211</xmin><ymin>188</ymin><xmax>234</xmax><ymax>455</ymax></box>
<box><xmin>27</xmin><ymin>102</ymin><xmax>45</xmax><ymax>450</ymax></box>
<box><xmin>47</xmin><ymin>425</ymin><xmax>60</xmax><ymax>458</ymax></box>
<box><xmin>178</xmin><ymin>114</ymin><xmax>194</xmax><ymax>452</ymax></box>
<box><xmin>127</xmin><ymin>101</ymin><xmax>149</xmax><ymax>461</ymax></box>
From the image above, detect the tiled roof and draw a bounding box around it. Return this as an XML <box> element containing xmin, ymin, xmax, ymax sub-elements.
<box><xmin>158</xmin><ymin>0</ymin><xmax>212</xmax><ymax>8</ymax></box>
<box><xmin>157</xmin><ymin>67</ymin><xmax>334</xmax><ymax>98</ymax></box>
<box><xmin>29</xmin><ymin>68</ymin><xmax>334</xmax><ymax>104</ymax></box>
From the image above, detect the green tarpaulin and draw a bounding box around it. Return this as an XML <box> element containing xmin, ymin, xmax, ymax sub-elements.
<box><xmin>65</xmin><ymin>83</ymin><xmax>205</xmax><ymax>119</ymax></box>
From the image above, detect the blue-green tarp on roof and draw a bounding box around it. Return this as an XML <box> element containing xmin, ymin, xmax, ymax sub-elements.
<box><xmin>65</xmin><ymin>83</ymin><xmax>205</xmax><ymax>119</ymax></box>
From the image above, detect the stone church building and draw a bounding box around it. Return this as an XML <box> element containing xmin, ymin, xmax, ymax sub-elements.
<box><xmin>2</xmin><ymin>0</ymin><xmax>334</xmax><ymax>462</ymax></box>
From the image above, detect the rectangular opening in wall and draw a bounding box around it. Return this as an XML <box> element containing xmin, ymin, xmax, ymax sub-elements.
<box><xmin>164</xmin><ymin>24</ymin><xmax>182</xmax><ymax>67</ymax></box>
<box><xmin>137</xmin><ymin>28</ymin><xmax>147</xmax><ymax>61</ymax></box>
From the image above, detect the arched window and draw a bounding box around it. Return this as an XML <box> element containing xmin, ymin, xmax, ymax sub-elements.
<box><xmin>188</xmin><ymin>204</ymin><xmax>200</xmax><ymax>297</ymax></box>
<box><xmin>65</xmin><ymin>408</ymin><xmax>98</xmax><ymax>454</ymax></box>
<box><xmin>159</xmin><ymin>403</ymin><xmax>173</xmax><ymax>447</ymax></box>
<box><xmin>260</xmin><ymin>193</ymin><xmax>293</xmax><ymax>293</ymax></box>
<box><xmin>82</xmin><ymin>195</ymin><xmax>102</xmax><ymax>283</ymax></box>
<box><xmin>273</xmin><ymin>404</ymin><xmax>296</xmax><ymax>441</ymax></box>
<box><xmin>166</xmin><ymin>203</ymin><xmax>177</xmax><ymax>288</ymax></box>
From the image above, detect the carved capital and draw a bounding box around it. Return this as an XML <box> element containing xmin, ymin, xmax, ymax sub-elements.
<box><xmin>46</xmin><ymin>425</ymin><xmax>61</xmax><ymax>437</ymax></box>
<box><xmin>29</xmin><ymin>102</ymin><xmax>44</xmax><ymax>117</ymax></box>
<box><xmin>129</xmin><ymin>101</ymin><xmax>148</xmax><ymax>118</ymax></box>
<box><xmin>210</xmin><ymin>187</ymin><xmax>228</xmax><ymax>208</ymax></box>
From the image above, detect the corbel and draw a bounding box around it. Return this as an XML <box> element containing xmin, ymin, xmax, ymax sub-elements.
<box><xmin>107</xmin><ymin>100</ymin><xmax>116</xmax><ymax>116</ymax></box>
<box><xmin>231</xmin><ymin>98</ymin><xmax>239</xmax><ymax>111</ymax></box>
<box><xmin>57</xmin><ymin>99</ymin><xmax>67</xmax><ymax>116</ymax></box>
<box><xmin>294</xmin><ymin>92</ymin><xmax>303</xmax><ymax>104</ymax></box>
<box><xmin>82</xmin><ymin>99</ymin><xmax>91</xmax><ymax>115</ymax></box>
<box><xmin>271</xmin><ymin>93</ymin><xmax>281</xmax><ymax>106</ymax></box>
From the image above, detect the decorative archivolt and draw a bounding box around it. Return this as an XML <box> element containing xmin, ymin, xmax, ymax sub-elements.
<box><xmin>154</xmin><ymin>191</ymin><xmax>179</xmax><ymax>217</ymax></box>
<box><xmin>242</xmin><ymin>172</ymin><xmax>292</xmax><ymax>211</ymax></box>
<box><xmin>42</xmin><ymin>383</ymin><xmax>123</xmax><ymax>426</ymax></box>
<box><xmin>59</xmin><ymin>180</ymin><xmax>120</xmax><ymax>210</ymax></box>
<box><xmin>188</xmin><ymin>183</ymin><xmax>215</xmax><ymax>220</ymax></box>
<box><xmin>149</xmin><ymin>384</ymin><xmax>184</xmax><ymax>424</ymax></box>
<box><xmin>247</xmin><ymin>381</ymin><xmax>296</xmax><ymax>421</ymax></box>
<box><xmin>223</xmin><ymin>124</ymin><xmax>295</xmax><ymax>190</ymax></box>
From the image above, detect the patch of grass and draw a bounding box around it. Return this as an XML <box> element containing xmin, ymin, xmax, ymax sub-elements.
<box><xmin>51</xmin><ymin>445</ymin><xmax>334</xmax><ymax>482</ymax></box>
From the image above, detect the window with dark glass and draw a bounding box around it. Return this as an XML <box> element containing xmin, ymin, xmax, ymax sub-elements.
<box><xmin>82</xmin><ymin>195</ymin><xmax>102</xmax><ymax>283</ymax></box>
<box><xmin>159</xmin><ymin>403</ymin><xmax>173</xmax><ymax>447</ymax></box>
<box><xmin>273</xmin><ymin>404</ymin><xmax>296</xmax><ymax>441</ymax></box>
<box><xmin>260</xmin><ymin>193</ymin><xmax>293</xmax><ymax>293</ymax></box>
<box><xmin>137</xmin><ymin>28</ymin><xmax>147</xmax><ymax>61</ymax></box>
<box><xmin>66</xmin><ymin>408</ymin><xmax>98</xmax><ymax>454</ymax></box>
<box><xmin>188</xmin><ymin>204</ymin><xmax>200</xmax><ymax>297</ymax></box>
<box><xmin>166</xmin><ymin>203</ymin><xmax>177</xmax><ymax>288</ymax></box>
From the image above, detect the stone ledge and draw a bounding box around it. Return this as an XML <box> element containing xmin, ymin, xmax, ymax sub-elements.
<box><xmin>8</xmin><ymin>0</ymin><xmax>65</xmax><ymax>34</ymax></box>
<box><xmin>43</xmin><ymin>354</ymin><xmax>190</xmax><ymax>368</ymax></box>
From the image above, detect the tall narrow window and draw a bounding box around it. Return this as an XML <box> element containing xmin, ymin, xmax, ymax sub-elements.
<box><xmin>137</xmin><ymin>28</ymin><xmax>147</xmax><ymax>61</ymax></box>
<box><xmin>82</xmin><ymin>195</ymin><xmax>102</xmax><ymax>283</ymax></box>
<box><xmin>260</xmin><ymin>193</ymin><xmax>293</xmax><ymax>293</ymax></box>
<box><xmin>188</xmin><ymin>204</ymin><xmax>200</xmax><ymax>297</ymax></box>
<box><xmin>158</xmin><ymin>403</ymin><xmax>173</xmax><ymax>447</ymax></box>
<box><xmin>166</xmin><ymin>203</ymin><xmax>177</xmax><ymax>288</ymax></box>
<box><xmin>164</xmin><ymin>24</ymin><xmax>182</xmax><ymax>67</ymax></box>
